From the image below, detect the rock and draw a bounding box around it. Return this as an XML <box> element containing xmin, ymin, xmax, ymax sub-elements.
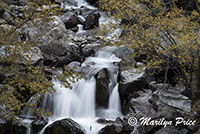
<box><xmin>19</xmin><ymin>0</ymin><xmax>28</xmax><ymax>6</ymax></box>
<box><xmin>71</xmin><ymin>26</ymin><xmax>79</xmax><ymax>32</ymax></box>
<box><xmin>113</xmin><ymin>47</ymin><xmax>135</xmax><ymax>71</ymax></box>
<box><xmin>24</xmin><ymin>47</ymin><xmax>44</xmax><ymax>65</ymax></box>
<box><xmin>44</xmin><ymin>118</ymin><xmax>85</xmax><ymax>134</ymax></box>
<box><xmin>52</xmin><ymin>0</ymin><xmax>63</xmax><ymax>4</ymax></box>
<box><xmin>67</xmin><ymin>61</ymin><xmax>81</xmax><ymax>73</ymax></box>
<box><xmin>0</xmin><ymin>10</ymin><xmax>13</xmax><ymax>24</ymax></box>
<box><xmin>64</xmin><ymin>14</ymin><xmax>84</xmax><ymax>29</ymax></box>
<box><xmin>98</xmin><ymin>125</ymin><xmax>118</xmax><ymax>134</ymax></box>
<box><xmin>149</xmin><ymin>83</ymin><xmax>191</xmax><ymax>112</ymax></box>
<box><xmin>98</xmin><ymin>117</ymin><xmax>132</xmax><ymax>134</ymax></box>
<box><xmin>22</xmin><ymin>16</ymin><xmax>67</xmax><ymax>46</ymax></box>
<box><xmin>83</xmin><ymin>12</ymin><xmax>100</xmax><ymax>30</ymax></box>
<box><xmin>85</xmin><ymin>0</ymin><xmax>99</xmax><ymax>6</ymax></box>
<box><xmin>64</xmin><ymin>0</ymin><xmax>77</xmax><ymax>6</ymax></box>
<box><xmin>31</xmin><ymin>119</ymin><xmax>48</xmax><ymax>134</ymax></box>
<box><xmin>155</xmin><ymin>126</ymin><xmax>188</xmax><ymax>134</ymax></box>
<box><xmin>195</xmin><ymin>128</ymin><xmax>200</xmax><ymax>134</ymax></box>
<box><xmin>12</xmin><ymin>121</ymin><xmax>27</xmax><ymax>134</ymax></box>
<box><xmin>22</xmin><ymin>16</ymin><xmax>84</xmax><ymax>67</ymax></box>
<box><xmin>0</xmin><ymin>18</ymin><xmax>6</xmax><ymax>24</ymax></box>
<box><xmin>95</xmin><ymin>68</ymin><xmax>110</xmax><ymax>107</ymax></box>
<box><xmin>129</xmin><ymin>84</ymin><xmax>191</xmax><ymax>117</ymax></box>
<box><xmin>0</xmin><ymin>122</ymin><xmax>13</xmax><ymax>134</ymax></box>
<box><xmin>0</xmin><ymin>73</ymin><xmax>6</xmax><ymax>84</ymax></box>
<box><xmin>39</xmin><ymin>41</ymin><xmax>81</xmax><ymax>67</ymax></box>
<box><xmin>96</xmin><ymin>118</ymin><xmax>114</xmax><ymax>124</ymax></box>
<box><xmin>0</xmin><ymin>8</ymin><xmax>4</xmax><ymax>15</ymax></box>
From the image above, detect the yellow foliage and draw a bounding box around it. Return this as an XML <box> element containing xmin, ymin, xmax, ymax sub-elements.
<box><xmin>99</xmin><ymin>0</ymin><xmax>200</xmax><ymax>90</ymax></box>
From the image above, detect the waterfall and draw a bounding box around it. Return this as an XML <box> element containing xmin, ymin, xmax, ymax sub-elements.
<box><xmin>36</xmin><ymin>46</ymin><xmax>123</xmax><ymax>134</ymax></box>
<box><xmin>20</xmin><ymin>0</ymin><xmax>124</xmax><ymax>133</ymax></box>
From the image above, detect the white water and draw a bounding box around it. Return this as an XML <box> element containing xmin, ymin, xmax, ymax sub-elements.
<box><xmin>21</xmin><ymin>0</ymin><xmax>124</xmax><ymax>133</ymax></box>
<box><xmin>37</xmin><ymin>46</ymin><xmax>123</xmax><ymax>134</ymax></box>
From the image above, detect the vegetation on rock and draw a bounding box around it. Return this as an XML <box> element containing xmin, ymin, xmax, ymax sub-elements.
<box><xmin>0</xmin><ymin>0</ymin><xmax>68</xmax><ymax>119</ymax></box>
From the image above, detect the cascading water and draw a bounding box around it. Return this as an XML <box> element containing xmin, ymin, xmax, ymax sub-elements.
<box><xmin>37</xmin><ymin>46</ymin><xmax>123</xmax><ymax>134</ymax></box>
<box><xmin>20</xmin><ymin>0</ymin><xmax>124</xmax><ymax>133</ymax></box>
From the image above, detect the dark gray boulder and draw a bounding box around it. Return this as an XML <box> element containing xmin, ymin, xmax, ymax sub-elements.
<box><xmin>95</xmin><ymin>68</ymin><xmax>110</xmax><ymax>107</ymax></box>
<box><xmin>44</xmin><ymin>118</ymin><xmax>85</xmax><ymax>134</ymax></box>
<box><xmin>0</xmin><ymin>121</ymin><xmax>13</xmax><ymax>134</ymax></box>
<box><xmin>98</xmin><ymin>117</ymin><xmax>133</xmax><ymax>134</ymax></box>
<box><xmin>31</xmin><ymin>119</ymin><xmax>48</xmax><ymax>134</ymax></box>
<box><xmin>83</xmin><ymin>12</ymin><xmax>100</xmax><ymax>30</ymax></box>
<box><xmin>85</xmin><ymin>0</ymin><xmax>99</xmax><ymax>6</ymax></box>
<box><xmin>64</xmin><ymin>14</ymin><xmax>84</xmax><ymax>30</ymax></box>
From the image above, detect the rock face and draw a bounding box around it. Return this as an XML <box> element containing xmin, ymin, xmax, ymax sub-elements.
<box><xmin>95</xmin><ymin>68</ymin><xmax>110</xmax><ymax>107</ymax></box>
<box><xmin>44</xmin><ymin>118</ymin><xmax>85</xmax><ymax>134</ymax></box>
<box><xmin>83</xmin><ymin>12</ymin><xmax>100</xmax><ymax>30</ymax></box>
<box><xmin>98</xmin><ymin>117</ymin><xmax>133</xmax><ymax>134</ymax></box>
<box><xmin>0</xmin><ymin>122</ymin><xmax>13</xmax><ymax>134</ymax></box>
<box><xmin>31</xmin><ymin>119</ymin><xmax>48</xmax><ymax>134</ymax></box>
<box><xmin>64</xmin><ymin>14</ymin><xmax>84</xmax><ymax>30</ymax></box>
<box><xmin>154</xmin><ymin>126</ymin><xmax>188</xmax><ymax>134</ymax></box>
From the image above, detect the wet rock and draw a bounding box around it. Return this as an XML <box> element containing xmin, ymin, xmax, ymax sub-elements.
<box><xmin>31</xmin><ymin>119</ymin><xmax>48</xmax><ymax>134</ymax></box>
<box><xmin>98</xmin><ymin>117</ymin><xmax>132</xmax><ymax>134</ymax></box>
<box><xmin>0</xmin><ymin>121</ymin><xmax>13</xmax><ymax>134</ymax></box>
<box><xmin>98</xmin><ymin>125</ymin><xmax>118</xmax><ymax>134</ymax></box>
<box><xmin>83</xmin><ymin>12</ymin><xmax>100</xmax><ymax>30</ymax></box>
<box><xmin>71</xmin><ymin>26</ymin><xmax>79</xmax><ymax>32</ymax></box>
<box><xmin>39</xmin><ymin>42</ymin><xmax>80</xmax><ymax>67</ymax></box>
<box><xmin>129</xmin><ymin>84</ymin><xmax>191</xmax><ymax>116</ymax></box>
<box><xmin>85</xmin><ymin>0</ymin><xmax>99</xmax><ymax>6</ymax></box>
<box><xmin>64</xmin><ymin>0</ymin><xmax>77</xmax><ymax>6</ymax></box>
<box><xmin>44</xmin><ymin>118</ymin><xmax>85</xmax><ymax>134</ymax></box>
<box><xmin>113</xmin><ymin>47</ymin><xmax>135</xmax><ymax>71</ymax></box>
<box><xmin>64</xmin><ymin>14</ymin><xmax>84</xmax><ymax>29</ymax></box>
<box><xmin>96</xmin><ymin>118</ymin><xmax>114</xmax><ymax>124</ymax></box>
<box><xmin>52</xmin><ymin>0</ymin><xmax>63</xmax><ymax>4</ymax></box>
<box><xmin>12</xmin><ymin>121</ymin><xmax>27</xmax><ymax>134</ymax></box>
<box><xmin>95</xmin><ymin>68</ymin><xmax>110</xmax><ymax>107</ymax></box>
<box><xmin>149</xmin><ymin>83</ymin><xmax>191</xmax><ymax>112</ymax></box>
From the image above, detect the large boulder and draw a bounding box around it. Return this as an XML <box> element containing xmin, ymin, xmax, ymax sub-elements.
<box><xmin>98</xmin><ymin>117</ymin><xmax>133</xmax><ymax>134</ymax></box>
<box><xmin>0</xmin><ymin>121</ymin><xmax>13</xmax><ymax>134</ymax></box>
<box><xmin>22</xmin><ymin>16</ymin><xmax>81</xmax><ymax>67</ymax></box>
<box><xmin>95</xmin><ymin>68</ymin><xmax>110</xmax><ymax>107</ymax></box>
<box><xmin>31</xmin><ymin>119</ymin><xmax>48</xmax><ymax>134</ymax></box>
<box><xmin>44</xmin><ymin>118</ymin><xmax>85</xmax><ymax>134</ymax></box>
<box><xmin>127</xmin><ymin>84</ymin><xmax>191</xmax><ymax>118</ymax></box>
<box><xmin>83</xmin><ymin>12</ymin><xmax>100</xmax><ymax>30</ymax></box>
<box><xmin>64</xmin><ymin>14</ymin><xmax>84</xmax><ymax>31</ymax></box>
